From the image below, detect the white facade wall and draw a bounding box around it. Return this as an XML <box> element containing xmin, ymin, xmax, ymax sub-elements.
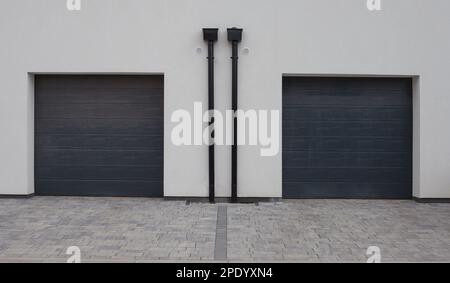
<box><xmin>0</xmin><ymin>0</ymin><xmax>449</xmax><ymax>198</ymax></box>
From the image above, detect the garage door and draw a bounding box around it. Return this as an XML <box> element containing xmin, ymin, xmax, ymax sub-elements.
<box><xmin>283</xmin><ymin>77</ymin><xmax>412</xmax><ymax>199</ymax></box>
<box><xmin>35</xmin><ymin>75</ymin><xmax>164</xmax><ymax>197</ymax></box>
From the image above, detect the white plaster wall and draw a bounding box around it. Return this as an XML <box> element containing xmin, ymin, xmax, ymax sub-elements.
<box><xmin>0</xmin><ymin>0</ymin><xmax>449</xmax><ymax>198</ymax></box>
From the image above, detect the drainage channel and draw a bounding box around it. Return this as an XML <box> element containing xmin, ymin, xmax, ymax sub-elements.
<box><xmin>214</xmin><ymin>206</ymin><xmax>228</xmax><ymax>261</ymax></box>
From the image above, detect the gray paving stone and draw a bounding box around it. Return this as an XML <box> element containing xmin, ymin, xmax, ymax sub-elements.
<box><xmin>227</xmin><ymin>200</ymin><xmax>450</xmax><ymax>263</ymax></box>
<box><xmin>0</xmin><ymin>197</ymin><xmax>449</xmax><ymax>262</ymax></box>
<box><xmin>0</xmin><ymin>197</ymin><xmax>216</xmax><ymax>262</ymax></box>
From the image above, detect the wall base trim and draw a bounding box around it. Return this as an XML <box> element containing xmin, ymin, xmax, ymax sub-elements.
<box><xmin>0</xmin><ymin>194</ymin><xmax>34</xmax><ymax>199</ymax></box>
<box><xmin>413</xmin><ymin>197</ymin><xmax>450</xmax><ymax>203</ymax></box>
<box><xmin>4</xmin><ymin>195</ymin><xmax>446</xmax><ymax>203</ymax></box>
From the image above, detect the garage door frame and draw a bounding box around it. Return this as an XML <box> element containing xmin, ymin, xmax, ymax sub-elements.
<box><xmin>282</xmin><ymin>75</ymin><xmax>416</xmax><ymax>199</ymax></box>
<box><xmin>33</xmin><ymin>73</ymin><xmax>165</xmax><ymax>198</ymax></box>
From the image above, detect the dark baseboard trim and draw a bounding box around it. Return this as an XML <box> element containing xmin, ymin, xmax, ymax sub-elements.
<box><xmin>282</xmin><ymin>197</ymin><xmax>412</xmax><ymax>200</ymax></box>
<box><xmin>5</xmin><ymin>195</ymin><xmax>447</xmax><ymax>204</ymax></box>
<box><xmin>0</xmin><ymin>194</ymin><xmax>34</xmax><ymax>199</ymax></box>
<box><xmin>413</xmin><ymin>197</ymin><xmax>450</xmax><ymax>203</ymax></box>
<box><xmin>164</xmin><ymin>197</ymin><xmax>281</xmax><ymax>204</ymax></box>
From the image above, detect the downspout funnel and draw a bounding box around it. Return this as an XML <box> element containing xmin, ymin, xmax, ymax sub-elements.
<box><xmin>203</xmin><ymin>28</ymin><xmax>218</xmax><ymax>203</ymax></box>
<box><xmin>227</xmin><ymin>27</ymin><xmax>243</xmax><ymax>203</ymax></box>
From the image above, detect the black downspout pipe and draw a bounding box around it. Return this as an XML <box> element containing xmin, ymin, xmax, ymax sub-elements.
<box><xmin>203</xmin><ymin>28</ymin><xmax>218</xmax><ymax>203</ymax></box>
<box><xmin>227</xmin><ymin>28</ymin><xmax>243</xmax><ymax>203</ymax></box>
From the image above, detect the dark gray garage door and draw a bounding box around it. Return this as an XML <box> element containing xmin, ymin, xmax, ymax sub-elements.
<box><xmin>35</xmin><ymin>75</ymin><xmax>164</xmax><ymax>197</ymax></box>
<box><xmin>283</xmin><ymin>77</ymin><xmax>412</xmax><ymax>199</ymax></box>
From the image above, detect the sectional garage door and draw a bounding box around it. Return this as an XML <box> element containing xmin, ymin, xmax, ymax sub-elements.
<box><xmin>35</xmin><ymin>75</ymin><xmax>164</xmax><ymax>197</ymax></box>
<box><xmin>283</xmin><ymin>77</ymin><xmax>412</xmax><ymax>199</ymax></box>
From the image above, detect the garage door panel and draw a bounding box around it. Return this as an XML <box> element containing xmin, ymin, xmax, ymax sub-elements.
<box><xmin>36</xmin><ymin>118</ymin><xmax>162</xmax><ymax>135</ymax></box>
<box><xmin>283</xmin><ymin>137</ymin><xmax>411</xmax><ymax>152</ymax></box>
<box><xmin>283</xmin><ymin>76</ymin><xmax>409</xmax><ymax>87</ymax></box>
<box><xmin>36</xmin><ymin>104</ymin><xmax>163</xmax><ymax>119</ymax></box>
<box><xmin>36</xmin><ymin>180</ymin><xmax>163</xmax><ymax>197</ymax></box>
<box><xmin>36</xmin><ymin>135</ymin><xmax>163</xmax><ymax>150</ymax></box>
<box><xmin>283</xmin><ymin>168</ymin><xmax>411</xmax><ymax>183</ymax></box>
<box><xmin>283</xmin><ymin>106</ymin><xmax>411</xmax><ymax>121</ymax></box>
<box><xmin>37</xmin><ymin>166</ymin><xmax>163</xmax><ymax>181</ymax></box>
<box><xmin>36</xmin><ymin>75</ymin><xmax>164</xmax><ymax>89</ymax></box>
<box><xmin>283</xmin><ymin>89</ymin><xmax>411</xmax><ymax>107</ymax></box>
<box><xmin>35</xmin><ymin>75</ymin><xmax>163</xmax><ymax>197</ymax></box>
<box><xmin>36</xmin><ymin>149</ymin><xmax>163</xmax><ymax>166</ymax></box>
<box><xmin>284</xmin><ymin>151</ymin><xmax>411</xmax><ymax>168</ymax></box>
<box><xmin>36</xmin><ymin>89</ymin><xmax>163</xmax><ymax>105</ymax></box>
<box><xmin>283</xmin><ymin>77</ymin><xmax>411</xmax><ymax>98</ymax></box>
<box><xmin>283</xmin><ymin>182</ymin><xmax>412</xmax><ymax>199</ymax></box>
<box><xmin>283</xmin><ymin>120</ymin><xmax>411</xmax><ymax>137</ymax></box>
<box><xmin>283</xmin><ymin>77</ymin><xmax>412</xmax><ymax>199</ymax></box>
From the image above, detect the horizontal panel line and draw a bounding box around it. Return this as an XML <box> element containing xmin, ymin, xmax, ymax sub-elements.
<box><xmin>283</xmin><ymin>121</ymin><xmax>411</xmax><ymax>124</ymax></box>
<box><xmin>283</xmin><ymin>150</ymin><xmax>411</xmax><ymax>153</ymax></box>
<box><xmin>284</xmin><ymin>180</ymin><xmax>411</xmax><ymax>183</ymax></box>
<box><xmin>283</xmin><ymin>105</ymin><xmax>411</xmax><ymax>108</ymax></box>
<box><xmin>283</xmin><ymin>104</ymin><xmax>410</xmax><ymax>107</ymax></box>
<box><xmin>36</xmin><ymin>117</ymin><xmax>163</xmax><ymax>120</ymax></box>
<box><xmin>283</xmin><ymin>119</ymin><xmax>410</xmax><ymax>122</ymax></box>
<box><xmin>283</xmin><ymin>167</ymin><xmax>410</xmax><ymax>169</ymax></box>
<box><xmin>283</xmin><ymin>88</ymin><xmax>410</xmax><ymax>91</ymax></box>
<box><xmin>283</xmin><ymin>181</ymin><xmax>411</xmax><ymax>184</ymax></box>
<box><xmin>36</xmin><ymin>179</ymin><xmax>162</xmax><ymax>183</ymax></box>
<box><xmin>36</xmin><ymin>103</ymin><xmax>162</xmax><ymax>105</ymax></box>
<box><xmin>37</xmin><ymin>148</ymin><xmax>162</xmax><ymax>152</ymax></box>
<box><xmin>37</xmin><ymin>165</ymin><xmax>162</xmax><ymax>168</ymax></box>
<box><xmin>36</xmin><ymin>87</ymin><xmax>164</xmax><ymax>90</ymax></box>
<box><xmin>36</xmin><ymin>165</ymin><xmax>163</xmax><ymax>169</ymax></box>
<box><xmin>36</xmin><ymin>133</ymin><xmax>163</xmax><ymax>135</ymax></box>
<box><xmin>283</xmin><ymin>135</ymin><xmax>411</xmax><ymax>138</ymax></box>
<box><xmin>37</xmin><ymin>147</ymin><xmax>161</xmax><ymax>150</ymax></box>
<box><xmin>36</xmin><ymin>134</ymin><xmax>163</xmax><ymax>137</ymax></box>
<box><xmin>284</xmin><ymin>169</ymin><xmax>410</xmax><ymax>171</ymax></box>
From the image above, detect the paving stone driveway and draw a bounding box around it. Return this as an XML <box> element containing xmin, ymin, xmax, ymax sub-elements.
<box><xmin>0</xmin><ymin>197</ymin><xmax>449</xmax><ymax>262</ymax></box>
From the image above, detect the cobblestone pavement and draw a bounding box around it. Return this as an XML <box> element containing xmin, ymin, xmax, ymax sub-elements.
<box><xmin>0</xmin><ymin>197</ymin><xmax>216</xmax><ymax>262</ymax></box>
<box><xmin>0</xmin><ymin>197</ymin><xmax>449</xmax><ymax>262</ymax></box>
<box><xmin>228</xmin><ymin>200</ymin><xmax>450</xmax><ymax>262</ymax></box>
